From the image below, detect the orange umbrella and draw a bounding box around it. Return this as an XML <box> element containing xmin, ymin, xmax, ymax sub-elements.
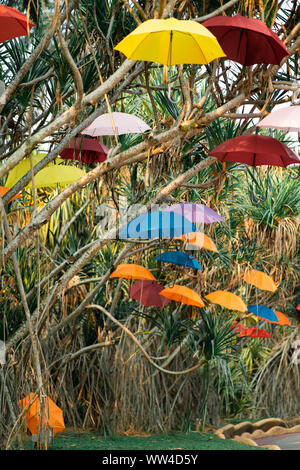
<box><xmin>0</xmin><ymin>186</ymin><xmax>21</xmax><ymax>202</ymax></box>
<box><xmin>175</xmin><ymin>232</ymin><xmax>218</xmax><ymax>253</ymax></box>
<box><xmin>205</xmin><ymin>290</ymin><xmax>247</xmax><ymax>312</ymax></box>
<box><xmin>264</xmin><ymin>311</ymin><xmax>291</xmax><ymax>326</ymax></box>
<box><xmin>242</xmin><ymin>269</ymin><xmax>277</xmax><ymax>292</ymax></box>
<box><xmin>159</xmin><ymin>284</ymin><xmax>204</xmax><ymax>307</ymax></box>
<box><xmin>19</xmin><ymin>393</ymin><xmax>65</xmax><ymax>437</ymax></box>
<box><xmin>110</xmin><ymin>263</ymin><xmax>156</xmax><ymax>281</ymax></box>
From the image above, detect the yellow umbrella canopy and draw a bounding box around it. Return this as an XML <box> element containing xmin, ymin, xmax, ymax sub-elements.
<box><xmin>242</xmin><ymin>269</ymin><xmax>277</xmax><ymax>292</ymax></box>
<box><xmin>114</xmin><ymin>17</ymin><xmax>226</xmax><ymax>66</ymax></box>
<box><xmin>6</xmin><ymin>151</ymin><xmax>66</xmax><ymax>189</ymax></box>
<box><xmin>26</xmin><ymin>165</ymin><xmax>86</xmax><ymax>189</ymax></box>
<box><xmin>205</xmin><ymin>290</ymin><xmax>247</xmax><ymax>313</ymax></box>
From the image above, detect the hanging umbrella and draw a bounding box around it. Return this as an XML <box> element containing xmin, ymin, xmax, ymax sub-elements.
<box><xmin>154</xmin><ymin>250</ymin><xmax>202</xmax><ymax>270</ymax></box>
<box><xmin>257</xmin><ymin>105</ymin><xmax>300</xmax><ymax>132</ymax></box>
<box><xmin>264</xmin><ymin>311</ymin><xmax>291</xmax><ymax>326</ymax></box>
<box><xmin>81</xmin><ymin>112</ymin><xmax>151</xmax><ymax>137</ymax></box>
<box><xmin>238</xmin><ymin>327</ymin><xmax>272</xmax><ymax>338</ymax></box>
<box><xmin>209</xmin><ymin>134</ymin><xmax>300</xmax><ymax>167</ymax></box>
<box><xmin>5</xmin><ymin>152</ymin><xmax>65</xmax><ymax>189</ymax></box>
<box><xmin>202</xmin><ymin>15</ymin><xmax>289</xmax><ymax>66</ymax></box>
<box><xmin>129</xmin><ymin>280</ymin><xmax>171</xmax><ymax>307</ymax></box>
<box><xmin>0</xmin><ymin>5</ymin><xmax>35</xmax><ymax>43</ymax></box>
<box><xmin>247</xmin><ymin>304</ymin><xmax>279</xmax><ymax>323</ymax></box>
<box><xmin>231</xmin><ymin>322</ymin><xmax>247</xmax><ymax>334</ymax></box>
<box><xmin>205</xmin><ymin>290</ymin><xmax>247</xmax><ymax>312</ymax></box>
<box><xmin>19</xmin><ymin>393</ymin><xmax>65</xmax><ymax>437</ymax></box>
<box><xmin>175</xmin><ymin>232</ymin><xmax>219</xmax><ymax>253</ymax></box>
<box><xmin>162</xmin><ymin>202</ymin><xmax>224</xmax><ymax>224</ymax></box>
<box><xmin>59</xmin><ymin>137</ymin><xmax>109</xmax><ymax>163</ymax></box>
<box><xmin>242</xmin><ymin>269</ymin><xmax>277</xmax><ymax>292</ymax></box>
<box><xmin>159</xmin><ymin>284</ymin><xmax>204</xmax><ymax>308</ymax></box>
<box><xmin>110</xmin><ymin>264</ymin><xmax>156</xmax><ymax>281</ymax></box>
<box><xmin>114</xmin><ymin>17</ymin><xmax>225</xmax><ymax>66</ymax></box>
<box><xmin>0</xmin><ymin>186</ymin><xmax>21</xmax><ymax>202</ymax></box>
<box><xmin>118</xmin><ymin>210</ymin><xmax>197</xmax><ymax>239</ymax></box>
<box><xmin>26</xmin><ymin>165</ymin><xmax>86</xmax><ymax>189</ymax></box>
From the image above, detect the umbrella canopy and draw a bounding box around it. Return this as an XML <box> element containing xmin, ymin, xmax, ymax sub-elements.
<box><xmin>59</xmin><ymin>137</ymin><xmax>109</xmax><ymax>163</ymax></box>
<box><xmin>205</xmin><ymin>290</ymin><xmax>247</xmax><ymax>312</ymax></box>
<box><xmin>6</xmin><ymin>152</ymin><xmax>65</xmax><ymax>188</ymax></box>
<box><xmin>264</xmin><ymin>311</ymin><xmax>291</xmax><ymax>326</ymax></box>
<box><xmin>297</xmin><ymin>304</ymin><xmax>300</xmax><ymax>311</ymax></box>
<box><xmin>110</xmin><ymin>264</ymin><xmax>156</xmax><ymax>281</ymax></box>
<box><xmin>159</xmin><ymin>284</ymin><xmax>204</xmax><ymax>308</ymax></box>
<box><xmin>162</xmin><ymin>202</ymin><xmax>224</xmax><ymax>224</ymax></box>
<box><xmin>26</xmin><ymin>165</ymin><xmax>86</xmax><ymax>189</ymax></box>
<box><xmin>19</xmin><ymin>393</ymin><xmax>65</xmax><ymax>437</ymax></box>
<box><xmin>209</xmin><ymin>134</ymin><xmax>300</xmax><ymax>167</ymax></box>
<box><xmin>0</xmin><ymin>186</ymin><xmax>21</xmax><ymax>202</ymax></box>
<box><xmin>154</xmin><ymin>250</ymin><xmax>202</xmax><ymax>270</ymax></box>
<box><xmin>242</xmin><ymin>269</ymin><xmax>277</xmax><ymax>292</ymax></box>
<box><xmin>247</xmin><ymin>304</ymin><xmax>279</xmax><ymax>323</ymax></box>
<box><xmin>129</xmin><ymin>280</ymin><xmax>171</xmax><ymax>307</ymax></box>
<box><xmin>81</xmin><ymin>112</ymin><xmax>151</xmax><ymax>137</ymax></box>
<box><xmin>119</xmin><ymin>210</ymin><xmax>197</xmax><ymax>239</ymax></box>
<box><xmin>0</xmin><ymin>5</ymin><xmax>34</xmax><ymax>43</ymax></box>
<box><xmin>175</xmin><ymin>232</ymin><xmax>218</xmax><ymax>252</ymax></box>
<box><xmin>202</xmin><ymin>15</ymin><xmax>288</xmax><ymax>66</ymax></box>
<box><xmin>238</xmin><ymin>327</ymin><xmax>272</xmax><ymax>338</ymax></box>
<box><xmin>114</xmin><ymin>17</ymin><xmax>226</xmax><ymax>66</ymax></box>
<box><xmin>257</xmin><ymin>105</ymin><xmax>300</xmax><ymax>132</ymax></box>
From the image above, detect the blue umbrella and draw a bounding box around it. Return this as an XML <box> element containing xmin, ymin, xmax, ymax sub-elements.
<box><xmin>119</xmin><ymin>210</ymin><xmax>197</xmax><ymax>239</ymax></box>
<box><xmin>248</xmin><ymin>304</ymin><xmax>279</xmax><ymax>323</ymax></box>
<box><xmin>155</xmin><ymin>250</ymin><xmax>202</xmax><ymax>270</ymax></box>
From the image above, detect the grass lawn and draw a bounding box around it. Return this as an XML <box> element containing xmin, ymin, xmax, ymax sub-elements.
<box><xmin>20</xmin><ymin>430</ymin><xmax>267</xmax><ymax>451</ymax></box>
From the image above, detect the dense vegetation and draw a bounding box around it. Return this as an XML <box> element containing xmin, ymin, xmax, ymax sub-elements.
<box><xmin>0</xmin><ymin>0</ymin><xmax>299</xmax><ymax>449</ymax></box>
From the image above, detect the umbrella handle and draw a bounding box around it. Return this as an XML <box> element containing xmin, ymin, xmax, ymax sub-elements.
<box><xmin>168</xmin><ymin>84</ymin><xmax>180</xmax><ymax>104</ymax></box>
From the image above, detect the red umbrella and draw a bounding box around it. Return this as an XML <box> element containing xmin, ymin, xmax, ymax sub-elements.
<box><xmin>0</xmin><ymin>5</ymin><xmax>34</xmax><ymax>43</ymax></box>
<box><xmin>129</xmin><ymin>280</ymin><xmax>171</xmax><ymax>307</ymax></box>
<box><xmin>238</xmin><ymin>327</ymin><xmax>272</xmax><ymax>338</ymax></box>
<box><xmin>297</xmin><ymin>304</ymin><xmax>300</xmax><ymax>311</ymax></box>
<box><xmin>202</xmin><ymin>15</ymin><xmax>289</xmax><ymax>66</ymax></box>
<box><xmin>209</xmin><ymin>134</ymin><xmax>300</xmax><ymax>167</ymax></box>
<box><xmin>59</xmin><ymin>137</ymin><xmax>109</xmax><ymax>164</ymax></box>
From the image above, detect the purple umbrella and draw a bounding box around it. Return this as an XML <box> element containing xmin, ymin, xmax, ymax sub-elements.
<box><xmin>81</xmin><ymin>112</ymin><xmax>151</xmax><ymax>136</ymax></box>
<box><xmin>162</xmin><ymin>203</ymin><xmax>224</xmax><ymax>224</ymax></box>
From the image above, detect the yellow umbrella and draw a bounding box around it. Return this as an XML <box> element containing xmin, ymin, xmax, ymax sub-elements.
<box><xmin>26</xmin><ymin>165</ymin><xmax>86</xmax><ymax>189</ymax></box>
<box><xmin>205</xmin><ymin>290</ymin><xmax>247</xmax><ymax>313</ymax></box>
<box><xmin>175</xmin><ymin>232</ymin><xmax>218</xmax><ymax>253</ymax></box>
<box><xmin>6</xmin><ymin>151</ymin><xmax>65</xmax><ymax>188</ymax></box>
<box><xmin>242</xmin><ymin>269</ymin><xmax>277</xmax><ymax>293</ymax></box>
<box><xmin>114</xmin><ymin>18</ymin><xmax>226</xmax><ymax>66</ymax></box>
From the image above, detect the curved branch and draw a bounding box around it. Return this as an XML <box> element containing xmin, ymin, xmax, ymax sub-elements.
<box><xmin>88</xmin><ymin>304</ymin><xmax>204</xmax><ymax>376</ymax></box>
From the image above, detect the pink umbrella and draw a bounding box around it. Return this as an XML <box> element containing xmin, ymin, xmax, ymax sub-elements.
<box><xmin>60</xmin><ymin>137</ymin><xmax>109</xmax><ymax>163</ymax></box>
<box><xmin>257</xmin><ymin>105</ymin><xmax>300</xmax><ymax>132</ymax></box>
<box><xmin>162</xmin><ymin>202</ymin><xmax>224</xmax><ymax>224</ymax></box>
<box><xmin>81</xmin><ymin>112</ymin><xmax>151</xmax><ymax>136</ymax></box>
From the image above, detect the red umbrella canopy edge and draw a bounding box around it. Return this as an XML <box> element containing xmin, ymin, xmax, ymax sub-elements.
<box><xmin>202</xmin><ymin>15</ymin><xmax>289</xmax><ymax>66</ymax></box>
<box><xmin>0</xmin><ymin>5</ymin><xmax>35</xmax><ymax>43</ymax></box>
<box><xmin>209</xmin><ymin>134</ymin><xmax>300</xmax><ymax>167</ymax></box>
<box><xmin>60</xmin><ymin>137</ymin><xmax>109</xmax><ymax>163</ymax></box>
